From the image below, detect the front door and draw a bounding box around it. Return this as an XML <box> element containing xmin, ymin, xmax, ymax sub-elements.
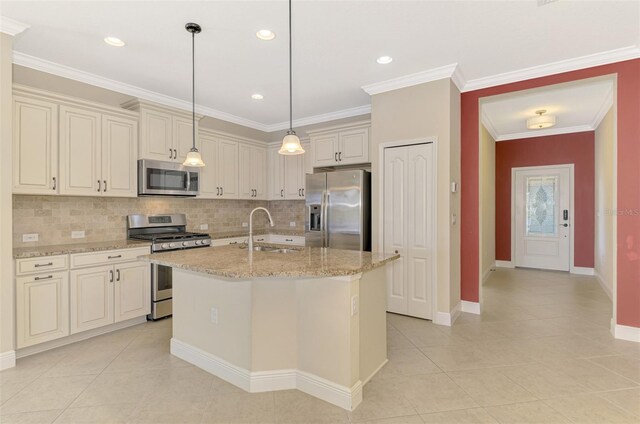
<box><xmin>514</xmin><ymin>166</ymin><xmax>571</xmax><ymax>271</ymax></box>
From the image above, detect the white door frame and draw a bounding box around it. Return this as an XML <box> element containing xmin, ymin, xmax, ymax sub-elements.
<box><xmin>378</xmin><ymin>137</ymin><xmax>438</xmax><ymax>319</ymax></box>
<box><xmin>510</xmin><ymin>164</ymin><xmax>575</xmax><ymax>273</ymax></box>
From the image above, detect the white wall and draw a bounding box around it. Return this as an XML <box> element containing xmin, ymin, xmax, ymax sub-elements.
<box><xmin>479</xmin><ymin>124</ymin><xmax>496</xmax><ymax>285</ymax></box>
<box><xmin>594</xmin><ymin>107</ymin><xmax>616</xmax><ymax>298</ymax></box>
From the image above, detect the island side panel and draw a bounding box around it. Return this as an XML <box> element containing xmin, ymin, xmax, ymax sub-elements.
<box><xmin>171</xmin><ymin>269</ymin><xmax>253</xmax><ymax>370</ymax></box>
<box><xmin>359</xmin><ymin>265</ymin><xmax>388</xmax><ymax>383</ymax></box>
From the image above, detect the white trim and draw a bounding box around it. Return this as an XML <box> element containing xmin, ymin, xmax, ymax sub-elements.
<box><xmin>461</xmin><ymin>301</ymin><xmax>481</xmax><ymax>315</ymax></box>
<box><xmin>480</xmin><ymin>109</ymin><xmax>500</xmax><ymax>141</ymax></box>
<box><xmin>0</xmin><ymin>16</ymin><xmax>30</xmax><ymax>36</ymax></box>
<box><xmin>433</xmin><ymin>302</ymin><xmax>461</xmax><ymax>327</ymax></box>
<box><xmin>0</xmin><ymin>350</ymin><xmax>16</xmax><ymax>370</ymax></box>
<box><xmin>595</xmin><ymin>269</ymin><xmax>613</xmax><ymax>300</ymax></box>
<box><xmin>170</xmin><ymin>338</ymin><xmax>363</xmax><ymax>411</ymax></box>
<box><xmin>612</xmin><ymin>324</ymin><xmax>640</xmax><ymax>343</ymax></box>
<box><xmin>495</xmin><ymin>125</ymin><xmax>594</xmax><ymax>142</ymax></box>
<box><xmin>362</xmin><ymin>63</ymin><xmax>462</xmax><ymax>95</ymax></box>
<box><xmin>591</xmin><ymin>85</ymin><xmax>615</xmax><ymax>129</ymax></box>
<box><xmin>305</xmin><ymin>120</ymin><xmax>371</xmax><ymax>136</ymax></box>
<box><xmin>462</xmin><ymin>45</ymin><xmax>640</xmax><ymax>92</ymax></box>
<box><xmin>263</xmin><ymin>105</ymin><xmax>371</xmax><ymax>133</ymax></box>
<box><xmin>570</xmin><ymin>266</ymin><xmax>594</xmax><ymax>276</ymax></box>
<box><xmin>495</xmin><ymin>260</ymin><xmax>515</xmax><ymax>268</ymax></box>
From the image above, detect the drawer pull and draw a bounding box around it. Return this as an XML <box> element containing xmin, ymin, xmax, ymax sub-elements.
<box><xmin>229</xmin><ymin>241</ymin><xmax>238</xmax><ymax>245</ymax></box>
<box><xmin>108</xmin><ymin>254</ymin><xmax>122</xmax><ymax>259</ymax></box>
<box><xmin>34</xmin><ymin>262</ymin><xmax>53</xmax><ymax>267</ymax></box>
<box><xmin>34</xmin><ymin>275</ymin><xmax>53</xmax><ymax>281</ymax></box>
<box><xmin>285</xmin><ymin>239</ymin><xmax>293</xmax><ymax>242</ymax></box>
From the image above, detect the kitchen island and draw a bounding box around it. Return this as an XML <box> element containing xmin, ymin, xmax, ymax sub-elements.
<box><xmin>140</xmin><ymin>245</ymin><xmax>399</xmax><ymax>411</ymax></box>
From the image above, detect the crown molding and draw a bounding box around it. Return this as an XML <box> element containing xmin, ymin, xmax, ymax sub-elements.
<box><xmin>495</xmin><ymin>124</ymin><xmax>594</xmax><ymax>142</ymax></box>
<box><xmin>361</xmin><ymin>63</ymin><xmax>462</xmax><ymax>95</ymax></box>
<box><xmin>0</xmin><ymin>16</ymin><xmax>30</xmax><ymax>36</ymax></box>
<box><xmin>263</xmin><ymin>105</ymin><xmax>371</xmax><ymax>132</ymax></box>
<box><xmin>462</xmin><ymin>45</ymin><xmax>640</xmax><ymax>92</ymax></box>
<box><xmin>590</xmin><ymin>84</ymin><xmax>614</xmax><ymax>129</ymax></box>
<box><xmin>479</xmin><ymin>109</ymin><xmax>499</xmax><ymax>141</ymax></box>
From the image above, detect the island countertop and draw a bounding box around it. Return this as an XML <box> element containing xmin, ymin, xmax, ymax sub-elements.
<box><xmin>139</xmin><ymin>245</ymin><xmax>399</xmax><ymax>278</ymax></box>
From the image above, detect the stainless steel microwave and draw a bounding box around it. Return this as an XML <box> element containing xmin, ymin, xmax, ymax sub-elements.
<box><xmin>138</xmin><ymin>159</ymin><xmax>199</xmax><ymax>196</ymax></box>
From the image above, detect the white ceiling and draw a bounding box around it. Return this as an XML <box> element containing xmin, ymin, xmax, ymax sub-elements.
<box><xmin>2</xmin><ymin>1</ymin><xmax>639</xmax><ymax>131</ymax></box>
<box><xmin>481</xmin><ymin>79</ymin><xmax>614</xmax><ymax>141</ymax></box>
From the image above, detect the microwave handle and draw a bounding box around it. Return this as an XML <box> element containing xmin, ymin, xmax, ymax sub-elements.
<box><xmin>186</xmin><ymin>171</ymin><xmax>191</xmax><ymax>192</ymax></box>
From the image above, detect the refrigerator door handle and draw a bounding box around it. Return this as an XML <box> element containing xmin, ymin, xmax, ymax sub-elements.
<box><xmin>323</xmin><ymin>190</ymin><xmax>330</xmax><ymax>248</ymax></box>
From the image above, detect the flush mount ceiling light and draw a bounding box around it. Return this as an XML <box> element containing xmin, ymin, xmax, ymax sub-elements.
<box><xmin>376</xmin><ymin>55</ymin><xmax>393</xmax><ymax>64</ymax></box>
<box><xmin>251</xmin><ymin>93</ymin><xmax>264</xmax><ymax>100</ymax></box>
<box><xmin>103</xmin><ymin>36</ymin><xmax>125</xmax><ymax>47</ymax></box>
<box><xmin>182</xmin><ymin>22</ymin><xmax>205</xmax><ymax>167</ymax></box>
<box><xmin>279</xmin><ymin>0</ymin><xmax>305</xmax><ymax>156</ymax></box>
<box><xmin>256</xmin><ymin>29</ymin><xmax>276</xmax><ymax>41</ymax></box>
<box><xmin>527</xmin><ymin>109</ymin><xmax>556</xmax><ymax>130</ymax></box>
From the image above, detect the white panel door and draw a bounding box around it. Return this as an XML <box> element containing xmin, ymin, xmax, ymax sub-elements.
<box><xmin>173</xmin><ymin>116</ymin><xmax>196</xmax><ymax>163</ymax></box>
<box><xmin>198</xmin><ymin>134</ymin><xmax>220</xmax><ymax>199</ymax></box>
<box><xmin>268</xmin><ymin>147</ymin><xmax>285</xmax><ymax>200</ymax></box>
<box><xmin>514</xmin><ymin>166</ymin><xmax>571</xmax><ymax>271</ymax></box>
<box><xmin>70</xmin><ymin>265</ymin><xmax>114</xmax><ymax>334</ymax></box>
<box><xmin>338</xmin><ymin>128</ymin><xmax>369</xmax><ymax>165</ymax></box>
<box><xmin>384</xmin><ymin>143</ymin><xmax>434</xmax><ymax>319</ymax></box>
<box><xmin>16</xmin><ymin>272</ymin><xmax>69</xmax><ymax>348</ymax></box>
<box><xmin>115</xmin><ymin>262</ymin><xmax>150</xmax><ymax>322</ymax></box>
<box><xmin>140</xmin><ymin>108</ymin><xmax>173</xmax><ymax>161</ymax></box>
<box><xmin>59</xmin><ymin>105</ymin><xmax>102</xmax><ymax>196</ymax></box>
<box><xmin>311</xmin><ymin>134</ymin><xmax>339</xmax><ymax>166</ymax></box>
<box><xmin>13</xmin><ymin>96</ymin><xmax>59</xmax><ymax>194</ymax></box>
<box><xmin>101</xmin><ymin>114</ymin><xmax>137</xmax><ymax>198</ymax></box>
<box><xmin>218</xmin><ymin>137</ymin><xmax>239</xmax><ymax>199</ymax></box>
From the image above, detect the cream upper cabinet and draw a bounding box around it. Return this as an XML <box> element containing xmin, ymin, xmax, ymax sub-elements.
<box><xmin>268</xmin><ymin>141</ymin><xmax>310</xmax><ymax>200</ymax></box>
<box><xmin>115</xmin><ymin>261</ymin><xmax>150</xmax><ymax>322</ymax></box>
<box><xmin>16</xmin><ymin>271</ymin><xmax>69</xmax><ymax>348</ymax></box>
<box><xmin>101</xmin><ymin>114</ymin><xmax>138</xmax><ymax>197</ymax></box>
<box><xmin>70</xmin><ymin>265</ymin><xmax>114</xmax><ymax>334</ymax></box>
<box><xmin>59</xmin><ymin>105</ymin><xmax>102</xmax><ymax>196</ymax></box>
<box><xmin>140</xmin><ymin>108</ymin><xmax>173</xmax><ymax>161</ymax></box>
<box><xmin>284</xmin><ymin>154</ymin><xmax>305</xmax><ymax>199</ymax></box>
<box><xmin>13</xmin><ymin>95</ymin><xmax>59</xmax><ymax>195</ymax></box>
<box><xmin>309</xmin><ymin>123</ymin><xmax>370</xmax><ymax>167</ymax></box>
<box><xmin>198</xmin><ymin>133</ymin><xmax>220</xmax><ymax>198</ymax></box>
<box><xmin>239</xmin><ymin>143</ymin><xmax>267</xmax><ymax>200</ymax></box>
<box><xmin>173</xmin><ymin>115</ymin><xmax>197</xmax><ymax>163</ymax></box>
<box><xmin>218</xmin><ymin>137</ymin><xmax>239</xmax><ymax>199</ymax></box>
<box><xmin>198</xmin><ymin>132</ymin><xmax>239</xmax><ymax>199</ymax></box>
<box><xmin>268</xmin><ymin>147</ymin><xmax>285</xmax><ymax>200</ymax></box>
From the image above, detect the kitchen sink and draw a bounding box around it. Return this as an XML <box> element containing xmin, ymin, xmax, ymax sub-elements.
<box><xmin>252</xmin><ymin>246</ymin><xmax>300</xmax><ymax>254</ymax></box>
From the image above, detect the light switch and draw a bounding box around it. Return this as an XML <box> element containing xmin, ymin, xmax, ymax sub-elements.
<box><xmin>451</xmin><ymin>213</ymin><xmax>457</xmax><ymax>226</ymax></box>
<box><xmin>200</xmin><ymin>224</ymin><xmax>209</xmax><ymax>230</ymax></box>
<box><xmin>289</xmin><ymin>221</ymin><xmax>296</xmax><ymax>227</ymax></box>
<box><xmin>71</xmin><ymin>231</ymin><xmax>85</xmax><ymax>239</ymax></box>
<box><xmin>22</xmin><ymin>233</ymin><xmax>38</xmax><ymax>242</ymax></box>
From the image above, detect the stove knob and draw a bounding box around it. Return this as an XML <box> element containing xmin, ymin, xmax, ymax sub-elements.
<box><xmin>182</xmin><ymin>241</ymin><xmax>189</xmax><ymax>247</ymax></box>
<box><xmin>161</xmin><ymin>243</ymin><xmax>170</xmax><ymax>249</ymax></box>
<box><xmin>169</xmin><ymin>243</ymin><xmax>176</xmax><ymax>248</ymax></box>
<box><xmin>194</xmin><ymin>240</ymin><xmax>200</xmax><ymax>245</ymax></box>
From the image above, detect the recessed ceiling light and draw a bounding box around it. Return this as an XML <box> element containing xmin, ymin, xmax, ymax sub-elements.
<box><xmin>256</xmin><ymin>29</ymin><xmax>276</xmax><ymax>41</ymax></box>
<box><xmin>251</xmin><ymin>94</ymin><xmax>264</xmax><ymax>100</ymax></box>
<box><xmin>104</xmin><ymin>36</ymin><xmax>125</xmax><ymax>47</ymax></box>
<box><xmin>376</xmin><ymin>56</ymin><xmax>393</xmax><ymax>64</ymax></box>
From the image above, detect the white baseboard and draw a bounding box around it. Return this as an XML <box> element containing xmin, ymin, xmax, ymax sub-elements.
<box><xmin>171</xmin><ymin>338</ymin><xmax>363</xmax><ymax>411</ymax></box>
<box><xmin>16</xmin><ymin>316</ymin><xmax>146</xmax><ymax>359</ymax></box>
<box><xmin>495</xmin><ymin>260</ymin><xmax>514</xmax><ymax>268</ymax></box>
<box><xmin>433</xmin><ymin>301</ymin><xmax>461</xmax><ymax>326</ymax></box>
<box><xmin>594</xmin><ymin>270</ymin><xmax>613</xmax><ymax>300</ymax></box>
<box><xmin>612</xmin><ymin>324</ymin><xmax>640</xmax><ymax>343</ymax></box>
<box><xmin>571</xmin><ymin>266</ymin><xmax>595</xmax><ymax>276</ymax></box>
<box><xmin>0</xmin><ymin>350</ymin><xmax>16</xmax><ymax>370</ymax></box>
<box><xmin>461</xmin><ymin>301</ymin><xmax>481</xmax><ymax>315</ymax></box>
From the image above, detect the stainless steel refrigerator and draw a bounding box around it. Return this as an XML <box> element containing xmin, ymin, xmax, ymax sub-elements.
<box><xmin>305</xmin><ymin>170</ymin><xmax>371</xmax><ymax>251</ymax></box>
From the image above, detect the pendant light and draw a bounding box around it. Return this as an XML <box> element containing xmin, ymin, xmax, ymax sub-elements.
<box><xmin>527</xmin><ymin>109</ymin><xmax>556</xmax><ymax>130</ymax></box>
<box><xmin>183</xmin><ymin>22</ymin><xmax>205</xmax><ymax>167</ymax></box>
<box><xmin>279</xmin><ymin>0</ymin><xmax>305</xmax><ymax>155</ymax></box>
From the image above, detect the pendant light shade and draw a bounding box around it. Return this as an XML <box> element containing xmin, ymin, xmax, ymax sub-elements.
<box><xmin>183</xmin><ymin>22</ymin><xmax>205</xmax><ymax>167</ymax></box>
<box><xmin>527</xmin><ymin>109</ymin><xmax>556</xmax><ymax>130</ymax></box>
<box><xmin>279</xmin><ymin>0</ymin><xmax>305</xmax><ymax>156</ymax></box>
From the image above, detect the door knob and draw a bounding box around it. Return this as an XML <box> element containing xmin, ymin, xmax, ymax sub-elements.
<box><xmin>560</xmin><ymin>223</ymin><xmax>569</xmax><ymax>227</ymax></box>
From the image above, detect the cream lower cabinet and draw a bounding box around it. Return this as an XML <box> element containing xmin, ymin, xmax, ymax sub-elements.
<box><xmin>114</xmin><ymin>262</ymin><xmax>150</xmax><ymax>322</ymax></box>
<box><xmin>16</xmin><ymin>271</ymin><xmax>69</xmax><ymax>348</ymax></box>
<box><xmin>70</xmin><ymin>265</ymin><xmax>114</xmax><ymax>333</ymax></box>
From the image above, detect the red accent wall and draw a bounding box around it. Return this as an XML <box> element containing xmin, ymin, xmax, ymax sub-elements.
<box><xmin>461</xmin><ymin>59</ymin><xmax>640</xmax><ymax>329</ymax></box>
<box><xmin>494</xmin><ymin>132</ymin><xmax>595</xmax><ymax>267</ymax></box>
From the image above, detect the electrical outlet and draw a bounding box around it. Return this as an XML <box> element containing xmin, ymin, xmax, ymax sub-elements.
<box><xmin>71</xmin><ymin>230</ymin><xmax>85</xmax><ymax>239</ymax></box>
<box><xmin>289</xmin><ymin>221</ymin><xmax>296</xmax><ymax>227</ymax></box>
<box><xmin>199</xmin><ymin>224</ymin><xmax>209</xmax><ymax>230</ymax></box>
<box><xmin>351</xmin><ymin>296</ymin><xmax>359</xmax><ymax>316</ymax></box>
<box><xmin>210</xmin><ymin>307</ymin><xmax>218</xmax><ymax>324</ymax></box>
<box><xmin>22</xmin><ymin>233</ymin><xmax>39</xmax><ymax>242</ymax></box>
<box><xmin>451</xmin><ymin>213</ymin><xmax>457</xmax><ymax>226</ymax></box>
<box><xmin>242</xmin><ymin>222</ymin><xmax>248</xmax><ymax>228</ymax></box>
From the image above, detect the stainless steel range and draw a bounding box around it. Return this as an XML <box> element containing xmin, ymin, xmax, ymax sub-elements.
<box><xmin>127</xmin><ymin>214</ymin><xmax>211</xmax><ymax>320</ymax></box>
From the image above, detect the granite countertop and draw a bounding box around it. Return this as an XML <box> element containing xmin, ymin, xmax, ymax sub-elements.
<box><xmin>140</xmin><ymin>245</ymin><xmax>399</xmax><ymax>278</ymax></box>
<box><xmin>208</xmin><ymin>229</ymin><xmax>304</xmax><ymax>240</ymax></box>
<box><xmin>13</xmin><ymin>239</ymin><xmax>152</xmax><ymax>259</ymax></box>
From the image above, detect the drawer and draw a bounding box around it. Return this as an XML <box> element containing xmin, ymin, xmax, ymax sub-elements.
<box><xmin>70</xmin><ymin>247</ymin><xmax>151</xmax><ymax>269</ymax></box>
<box><xmin>210</xmin><ymin>237</ymin><xmax>247</xmax><ymax>247</ymax></box>
<box><xmin>16</xmin><ymin>255</ymin><xmax>68</xmax><ymax>276</ymax></box>
<box><xmin>269</xmin><ymin>235</ymin><xmax>305</xmax><ymax>246</ymax></box>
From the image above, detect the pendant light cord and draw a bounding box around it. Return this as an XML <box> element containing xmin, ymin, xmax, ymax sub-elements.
<box><xmin>192</xmin><ymin>30</ymin><xmax>196</xmax><ymax>150</ymax></box>
<box><xmin>289</xmin><ymin>0</ymin><xmax>293</xmax><ymax>133</ymax></box>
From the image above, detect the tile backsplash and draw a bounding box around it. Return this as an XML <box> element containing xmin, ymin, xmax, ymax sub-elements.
<box><xmin>13</xmin><ymin>195</ymin><xmax>305</xmax><ymax>247</ymax></box>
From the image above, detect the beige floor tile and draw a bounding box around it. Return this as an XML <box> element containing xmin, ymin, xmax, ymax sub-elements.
<box><xmin>446</xmin><ymin>368</ymin><xmax>537</xmax><ymax>407</ymax></box>
<box><xmin>0</xmin><ymin>409</ymin><xmax>61</xmax><ymax>424</ymax></box>
<box><xmin>598</xmin><ymin>388</ymin><xmax>640</xmax><ymax>417</ymax></box>
<box><xmin>387</xmin><ymin>328</ymin><xmax>416</xmax><ymax>350</ymax></box>
<box><xmin>419</xmin><ymin>345</ymin><xmax>491</xmax><ymax>371</ymax></box>
<box><xmin>498</xmin><ymin>363</ymin><xmax>588</xmax><ymax>399</ymax></box>
<box><xmin>41</xmin><ymin>347</ymin><xmax>123</xmax><ymax>378</ymax></box>
<box><xmin>543</xmin><ymin>358</ymin><xmax>638</xmax><ymax>392</ymax></box>
<box><xmin>544</xmin><ymin>394</ymin><xmax>639</xmax><ymax>423</ymax></box>
<box><xmin>348</xmin><ymin>378</ymin><xmax>416</xmax><ymax>422</ymax></box>
<box><xmin>374</xmin><ymin>348</ymin><xmax>441</xmax><ymax>380</ymax></box>
<box><xmin>53</xmin><ymin>403</ymin><xmax>137</xmax><ymax>423</ymax></box>
<box><xmin>69</xmin><ymin>370</ymin><xmax>159</xmax><ymax>408</ymax></box>
<box><xmin>588</xmin><ymin>355</ymin><xmax>640</xmax><ymax>384</ymax></box>
<box><xmin>274</xmin><ymin>390</ymin><xmax>349</xmax><ymax>423</ymax></box>
<box><xmin>420</xmin><ymin>408</ymin><xmax>497</xmax><ymax>423</ymax></box>
<box><xmin>399</xmin><ymin>326</ymin><xmax>457</xmax><ymax>348</ymax></box>
<box><xmin>202</xmin><ymin>391</ymin><xmax>275</xmax><ymax>423</ymax></box>
<box><xmin>139</xmin><ymin>365</ymin><xmax>215</xmax><ymax>403</ymax></box>
<box><xmin>484</xmin><ymin>401</ymin><xmax>571</xmax><ymax>423</ymax></box>
<box><xmin>356</xmin><ymin>416</ymin><xmax>423</xmax><ymax>424</ymax></box>
<box><xmin>127</xmin><ymin>398</ymin><xmax>209</xmax><ymax>424</ymax></box>
<box><xmin>402</xmin><ymin>373</ymin><xmax>479</xmax><ymax>414</ymax></box>
<box><xmin>386</xmin><ymin>314</ymin><xmax>433</xmax><ymax>332</ymax></box>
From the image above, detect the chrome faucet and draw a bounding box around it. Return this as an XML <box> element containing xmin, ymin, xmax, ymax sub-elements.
<box><xmin>248</xmin><ymin>207</ymin><xmax>275</xmax><ymax>251</ymax></box>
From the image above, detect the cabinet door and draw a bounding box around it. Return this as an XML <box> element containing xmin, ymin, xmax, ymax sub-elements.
<box><xmin>70</xmin><ymin>265</ymin><xmax>114</xmax><ymax>334</ymax></box>
<box><xmin>59</xmin><ymin>105</ymin><xmax>102</xmax><ymax>196</ymax></box>
<box><xmin>16</xmin><ymin>272</ymin><xmax>69</xmax><ymax>348</ymax></box>
<box><xmin>252</xmin><ymin>146</ymin><xmax>267</xmax><ymax>200</ymax></box>
<box><xmin>173</xmin><ymin>115</ymin><xmax>196</xmax><ymax>163</ymax></box>
<box><xmin>311</xmin><ymin>134</ymin><xmax>338</xmax><ymax>167</ymax></box>
<box><xmin>140</xmin><ymin>108</ymin><xmax>173</xmax><ymax>161</ymax></box>
<box><xmin>101</xmin><ymin>115</ymin><xmax>138</xmax><ymax>198</ymax></box>
<box><xmin>238</xmin><ymin>144</ymin><xmax>253</xmax><ymax>199</ymax></box>
<box><xmin>13</xmin><ymin>96</ymin><xmax>59</xmax><ymax>195</ymax></box>
<box><xmin>284</xmin><ymin>154</ymin><xmax>304</xmax><ymax>199</ymax></box>
<box><xmin>338</xmin><ymin>128</ymin><xmax>369</xmax><ymax>165</ymax></box>
<box><xmin>115</xmin><ymin>262</ymin><xmax>150</xmax><ymax>322</ymax></box>
<box><xmin>218</xmin><ymin>137</ymin><xmax>239</xmax><ymax>199</ymax></box>
<box><xmin>267</xmin><ymin>147</ymin><xmax>285</xmax><ymax>200</ymax></box>
<box><xmin>198</xmin><ymin>134</ymin><xmax>219</xmax><ymax>199</ymax></box>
